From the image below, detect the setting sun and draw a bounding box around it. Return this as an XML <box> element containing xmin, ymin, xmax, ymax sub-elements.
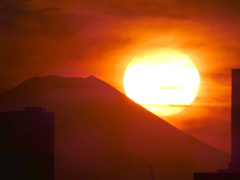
<box><xmin>123</xmin><ymin>48</ymin><xmax>200</xmax><ymax>117</ymax></box>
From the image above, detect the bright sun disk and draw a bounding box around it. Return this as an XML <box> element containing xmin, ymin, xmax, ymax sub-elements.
<box><xmin>123</xmin><ymin>47</ymin><xmax>200</xmax><ymax>117</ymax></box>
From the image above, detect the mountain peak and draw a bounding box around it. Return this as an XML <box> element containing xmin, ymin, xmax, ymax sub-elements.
<box><xmin>20</xmin><ymin>75</ymin><xmax>102</xmax><ymax>83</ymax></box>
<box><xmin>86</xmin><ymin>75</ymin><xmax>97</xmax><ymax>79</ymax></box>
<box><xmin>0</xmin><ymin>74</ymin><xmax>121</xmax><ymax>111</ymax></box>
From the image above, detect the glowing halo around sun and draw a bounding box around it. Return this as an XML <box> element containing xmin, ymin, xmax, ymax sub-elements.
<box><xmin>123</xmin><ymin>47</ymin><xmax>200</xmax><ymax>117</ymax></box>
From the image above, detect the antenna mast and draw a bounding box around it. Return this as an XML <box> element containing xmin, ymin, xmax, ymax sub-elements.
<box><xmin>150</xmin><ymin>166</ymin><xmax>154</xmax><ymax>180</ymax></box>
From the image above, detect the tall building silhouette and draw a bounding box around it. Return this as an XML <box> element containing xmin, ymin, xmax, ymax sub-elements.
<box><xmin>0</xmin><ymin>107</ymin><xmax>54</xmax><ymax>179</ymax></box>
<box><xmin>194</xmin><ymin>69</ymin><xmax>240</xmax><ymax>179</ymax></box>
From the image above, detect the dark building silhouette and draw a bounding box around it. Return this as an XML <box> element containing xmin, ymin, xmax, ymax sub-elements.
<box><xmin>194</xmin><ymin>69</ymin><xmax>240</xmax><ymax>180</ymax></box>
<box><xmin>0</xmin><ymin>107</ymin><xmax>54</xmax><ymax>179</ymax></box>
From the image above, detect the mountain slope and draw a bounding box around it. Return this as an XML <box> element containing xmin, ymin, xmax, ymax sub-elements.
<box><xmin>0</xmin><ymin>78</ymin><xmax>11</xmax><ymax>94</ymax></box>
<box><xmin>0</xmin><ymin>75</ymin><xmax>230</xmax><ymax>180</ymax></box>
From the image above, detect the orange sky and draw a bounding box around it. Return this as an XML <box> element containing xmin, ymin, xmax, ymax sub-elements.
<box><xmin>1</xmin><ymin>0</ymin><xmax>240</xmax><ymax>153</ymax></box>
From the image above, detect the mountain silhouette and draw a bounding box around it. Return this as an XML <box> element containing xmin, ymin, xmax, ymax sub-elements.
<box><xmin>0</xmin><ymin>75</ymin><xmax>230</xmax><ymax>180</ymax></box>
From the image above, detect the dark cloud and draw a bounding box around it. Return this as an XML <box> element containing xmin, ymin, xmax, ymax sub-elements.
<box><xmin>80</xmin><ymin>0</ymin><xmax>240</xmax><ymax>21</ymax></box>
<box><xmin>1</xmin><ymin>0</ymin><xmax>240</xmax><ymax>84</ymax></box>
<box><xmin>0</xmin><ymin>0</ymin><xmax>78</xmax><ymax>83</ymax></box>
<box><xmin>157</xmin><ymin>86</ymin><xmax>181</xmax><ymax>90</ymax></box>
<box><xmin>0</xmin><ymin>0</ymin><xmax>138</xmax><ymax>85</ymax></box>
<box><xmin>201</xmin><ymin>72</ymin><xmax>231</xmax><ymax>85</ymax></box>
<box><xmin>41</xmin><ymin>7</ymin><xmax>62</xmax><ymax>12</ymax></box>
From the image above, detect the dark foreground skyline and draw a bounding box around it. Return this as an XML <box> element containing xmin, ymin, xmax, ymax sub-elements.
<box><xmin>0</xmin><ymin>107</ymin><xmax>54</xmax><ymax>179</ymax></box>
<box><xmin>194</xmin><ymin>70</ymin><xmax>240</xmax><ymax>179</ymax></box>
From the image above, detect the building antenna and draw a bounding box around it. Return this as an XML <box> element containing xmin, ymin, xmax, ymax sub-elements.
<box><xmin>150</xmin><ymin>166</ymin><xmax>155</xmax><ymax>180</ymax></box>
